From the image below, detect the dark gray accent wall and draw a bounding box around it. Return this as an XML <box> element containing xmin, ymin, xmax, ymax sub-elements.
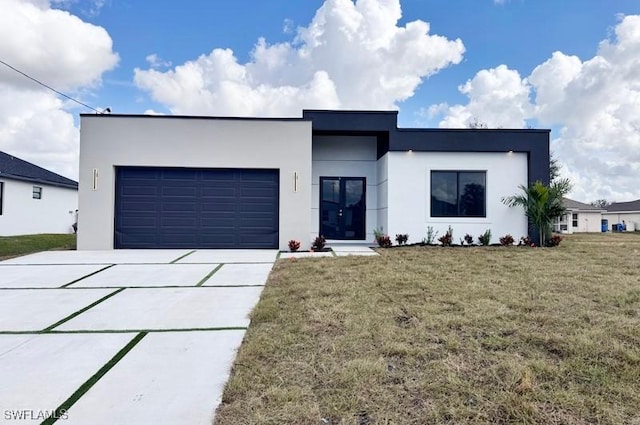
<box><xmin>303</xmin><ymin>110</ymin><xmax>550</xmax><ymax>187</ymax></box>
<box><xmin>395</xmin><ymin>129</ymin><xmax>550</xmax><ymax>186</ymax></box>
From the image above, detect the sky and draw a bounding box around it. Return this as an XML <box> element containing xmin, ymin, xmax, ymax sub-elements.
<box><xmin>1</xmin><ymin>0</ymin><xmax>639</xmax><ymax>203</ymax></box>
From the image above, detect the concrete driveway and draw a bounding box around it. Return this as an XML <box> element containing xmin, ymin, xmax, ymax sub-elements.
<box><xmin>0</xmin><ymin>249</ymin><xmax>277</xmax><ymax>425</ymax></box>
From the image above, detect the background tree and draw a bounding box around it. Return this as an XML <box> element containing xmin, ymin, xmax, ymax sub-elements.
<box><xmin>590</xmin><ymin>199</ymin><xmax>610</xmax><ymax>208</ymax></box>
<box><xmin>550</xmin><ymin>153</ymin><xmax>561</xmax><ymax>183</ymax></box>
<box><xmin>467</xmin><ymin>118</ymin><xmax>488</xmax><ymax>129</ymax></box>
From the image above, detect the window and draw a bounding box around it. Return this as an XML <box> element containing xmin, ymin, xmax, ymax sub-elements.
<box><xmin>0</xmin><ymin>182</ymin><xmax>3</xmax><ymax>215</ymax></box>
<box><xmin>431</xmin><ymin>171</ymin><xmax>486</xmax><ymax>217</ymax></box>
<box><xmin>32</xmin><ymin>186</ymin><xmax>42</xmax><ymax>200</ymax></box>
<box><xmin>572</xmin><ymin>213</ymin><xmax>578</xmax><ymax>228</ymax></box>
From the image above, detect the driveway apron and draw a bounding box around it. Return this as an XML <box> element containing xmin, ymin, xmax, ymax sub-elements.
<box><xmin>0</xmin><ymin>249</ymin><xmax>276</xmax><ymax>425</ymax></box>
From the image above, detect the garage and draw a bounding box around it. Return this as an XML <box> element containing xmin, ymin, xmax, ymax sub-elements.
<box><xmin>114</xmin><ymin>167</ymin><xmax>279</xmax><ymax>249</ymax></box>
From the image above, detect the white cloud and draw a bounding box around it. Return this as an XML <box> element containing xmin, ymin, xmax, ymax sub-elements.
<box><xmin>134</xmin><ymin>0</ymin><xmax>465</xmax><ymax>117</ymax></box>
<box><xmin>283</xmin><ymin>18</ymin><xmax>294</xmax><ymax>35</ymax></box>
<box><xmin>0</xmin><ymin>0</ymin><xmax>118</xmax><ymax>180</ymax></box>
<box><xmin>145</xmin><ymin>54</ymin><xmax>172</xmax><ymax>70</ymax></box>
<box><xmin>438</xmin><ymin>65</ymin><xmax>532</xmax><ymax>128</ymax></box>
<box><xmin>430</xmin><ymin>15</ymin><xmax>640</xmax><ymax>202</ymax></box>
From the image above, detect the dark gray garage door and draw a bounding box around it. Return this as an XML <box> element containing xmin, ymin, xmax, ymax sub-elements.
<box><xmin>114</xmin><ymin>167</ymin><xmax>279</xmax><ymax>249</ymax></box>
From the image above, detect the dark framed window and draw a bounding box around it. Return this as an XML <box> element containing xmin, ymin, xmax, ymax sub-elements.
<box><xmin>0</xmin><ymin>182</ymin><xmax>3</xmax><ymax>215</ymax></box>
<box><xmin>32</xmin><ymin>186</ymin><xmax>42</xmax><ymax>200</ymax></box>
<box><xmin>572</xmin><ymin>213</ymin><xmax>578</xmax><ymax>228</ymax></box>
<box><xmin>431</xmin><ymin>171</ymin><xmax>486</xmax><ymax>217</ymax></box>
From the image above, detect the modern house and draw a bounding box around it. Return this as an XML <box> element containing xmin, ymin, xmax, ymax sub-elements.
<box><xmin>77</xmin><ymin>110</ymin><xmax>550</xmax><ymax>250</ymax></box>
<box><xmin>555</xmin><ymin>198</ymin><xmax>606</xmax><ymax>233</ymax></box>
<box><xmin>0</xmin><ymin>151</ymin><xmax>78</xmax><ymax>236</ymax></box>
<box><xmin>603</xmin><ymin>200</ymin><xmax>640</xmax><ymax>232</ymax></box>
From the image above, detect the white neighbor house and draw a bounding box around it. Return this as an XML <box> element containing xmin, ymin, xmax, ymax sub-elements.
<box><xmin>555</xmin><ymin>198</ymin><xmax>606</xmax><ymax>233</ymax></box>
<box><xmin>77</xmin><ymin>110</ymin><xmax>550</xmax><ymax>250</ymax></box>
<box><xmin>603</xmin><ymin>200</ymin><xmax>640</xmax><ymax>232</ymax></box>
<box><xmin>0</xmin><ymin>151</ymin><xmax>78</xmax><ymax>236</ymax></box>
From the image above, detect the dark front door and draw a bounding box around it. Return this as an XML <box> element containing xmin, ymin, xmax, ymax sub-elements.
<box><xmin>320</xmin><ymin>177</ymin><xmax>366</xmax><ymax>240</ymax></box>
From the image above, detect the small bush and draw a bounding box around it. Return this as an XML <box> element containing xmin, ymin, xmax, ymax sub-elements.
<box><xmin>395</xmin><ymin>234</ymin><xmax>409</xmax><ymax>246</ymax></box>
<box><xmin>422</xmin><ymin>226</ymin><xmax>439</xmax><ymax>245</ymax></box>
<box><xmin>311</xmin><ymin>235</ymin><xmax>326</xmax><ymax>251</ymax></box>
<box><xmin>499</xmin><ymin>234</ymin><xmax>514</xmax><ymax>246</ymax></box>
<box><xmin>547</xmin><ymin>234</ymin><xmax>563</xmax><ymax>247</ymax></box>
<box><xmin>478</xmin><ymin>229</ymin><xmax>492</xmax><ymax>246</ymax></box>
<box><xmin>377</xmin><ymin>235</ymin><xmax>392</xmax><ymax>248</ymax></box>
<box><xmin>518</xmin><ymin>236</ymin><xmax>533</xmax><ymax>246</ymax></box>
<box><xmin>373</xmin><ymin>227</ymin><xmax>392</xmax><ymax>247</ymax></box>
<box><xmin>464</xmin><ymin>233</ymin><xmax>474</xmax><ymax>246</ymax></box>
<box><xmin>288</xmin><ymin>240</ymin><xmax>301</xmax><ymax>252</ymax></box>
<box><xmin>438</xmin><ymin>226</ymin><xmax>453</xmax><ymax>247</ymax></box>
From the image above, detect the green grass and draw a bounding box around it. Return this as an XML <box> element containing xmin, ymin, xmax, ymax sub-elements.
<box><xmin>215</xmin><ymin>233</ymin><xmax>640</xmax><ymax>425</ymax></box>
<box><xmin>0</xmin><ymin>233</ymin><xmax>76</xmax><ymax>259</ymax></box>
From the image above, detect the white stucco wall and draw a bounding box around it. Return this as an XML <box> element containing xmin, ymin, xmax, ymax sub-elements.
<box><xmin>386</xmin><ymin>151</ymin><xmax>528</xmax><ymax>244</ymax></box>
<box><xmin>603</xmin><ymin>212</ymin><xmax>640</xmax><ymax>231</ymax></box>
<box><xmin>78</xmin><ymin>116</ymin><xmax>312</xmax><ymax>250</ymax></box>
<box><xmin>311</xmin><ymin>135</ymin><xmax>378</xmax><ymax>243</ymax></box>
<box><xmin>377</xmin><ymin>153</ymin><xmax>389</xmax><ymax>238</ymax></box>
<box><xmin>576</xmin><ymin>212</ymin><xmax>603</xmax><ymax>232</ymax></box>
<box><xmin>0</xmin><ymin>179</ymin><xmax>77</xmax><ymax>236</ymax></box>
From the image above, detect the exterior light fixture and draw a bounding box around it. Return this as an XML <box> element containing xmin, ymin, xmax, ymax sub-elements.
<box><xmin>293</xmin><ymin>171</ymin><xmax>299</xmax><ymax>193</ymax></box>
<box><xmin>92</xmin><ymin>168</ymin><xmax>98</xmax><ymax>191</ymax></box>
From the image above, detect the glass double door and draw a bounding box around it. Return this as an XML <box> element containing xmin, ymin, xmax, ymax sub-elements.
<box><xmin>320</xmin><ymin>177</ymin><xmax>366</xmax><ymax>240</ymax></box>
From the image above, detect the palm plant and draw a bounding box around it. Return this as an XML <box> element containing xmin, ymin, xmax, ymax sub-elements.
<box><xmin>502</xmin><ymin>179</ymin><xmax>571</xmax><ymax>247</ymax></box>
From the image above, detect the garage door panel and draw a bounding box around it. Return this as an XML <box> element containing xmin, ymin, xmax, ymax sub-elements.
<box><xmin>238</xmin><ymin>233</ymin><xmax>277</xmax><ymax>245</ymax></box>
<box><xmin>161</xmin><ymin>217</ymin><xmax>198</xmax><ymax>227</ymax></box>
<box><xmin>239</xmin><ymin>218</ymin><xmax>277</xmax><ymax>228</ymax></box>
<box><xmin>201</xmin><ymin>187</ymin><xmax>236</xmax><ymax>197</ymax></box>
<box><xmin>240</xmin><ymin>169</ymin><xmax>279</xmax><ymax>181</ymax></box>
<box><xmin>161</xmin><ymin>169</ymin><xmax>198</xmax><ymax>180</ymax></box>
<box><xmin>162</xmin><ymin>187</ymin><xmax>198</xmax><ymax>196</ymax></box>
<box><xmin>162</xmin><ymin>202</ymin><xmax>197</xmax><ymax>212</ymax></box>
<box><xmin>240</xmin><ymin>202</ymin><xmax>279</xmax><ymax>213</ymax></box>
<box><xmin>122</xmin><ymin>186</ymin><xmax>158</xmax><ymax>196</ymax></box>
<box><xmin>115</xmin><ymin>167</ymin><xmax>278</xmax><ymax>249</ymax></box>
<box><xmin>121</xmin><ymin>201</ymin><xmax>158</xmax><ymax>212</ymax></box>
<box><xmin>122</xmin><ymin>217</ymin><xmax>158</xmax><ymax>228</ymax></box>
<box><xmin>201</xmin><ymin>202</ymin><xmax>236</xmax><ymax>212</ymax></box>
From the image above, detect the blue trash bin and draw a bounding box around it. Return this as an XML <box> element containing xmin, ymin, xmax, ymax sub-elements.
<box><xmin>601</xmin><ymin>219</ymin><xmax>608</xmax><ymax>232</ymax></box>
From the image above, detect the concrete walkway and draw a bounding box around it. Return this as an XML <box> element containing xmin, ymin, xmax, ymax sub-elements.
<box><xmin>0</xmin><ymin>249</ymin><xmax>276</xmax><ymax>425</ymax></box>
<box><xmin>0</xmin><ymin>246</ymin><xmax>376</xmax><ymax>424</ymax></box>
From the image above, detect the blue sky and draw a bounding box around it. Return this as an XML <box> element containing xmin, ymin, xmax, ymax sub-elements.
<box><xmin>76</xmin><ymin>0</ymin><xmax>638</xmax><ymax>125</ymax></box>
<box><xmin>1</xmin><ymin>0</ymin><xmax>639</xmax><ymax>201</ymax></box>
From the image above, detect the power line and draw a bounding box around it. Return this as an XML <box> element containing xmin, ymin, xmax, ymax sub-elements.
<box><xmin>0</xmin><ymin>59</ymin><xmax>103</xmax><ymax>113</ymax></box>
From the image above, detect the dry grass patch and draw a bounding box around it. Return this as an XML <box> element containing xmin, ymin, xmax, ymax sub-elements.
<box><xmin>215</xmin><ymin>233</ymin><xmax>640</xmax><ymax>424</ymax></box>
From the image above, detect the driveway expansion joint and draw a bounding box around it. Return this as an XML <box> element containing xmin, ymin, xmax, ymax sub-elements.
<box><xmin>41</xmin><ymin>332</ymin><xmax>147</xmax><ymax>425</ymax></box>
<box><xmin>43</xmin><ymin>288</ymin><xmax>125</xmax><ymax>332</ymax></box>
<box><xmin>196</xmin><ymin>264</ymin><xmax>224</xmax><ymax>286</ymax></box>
<box><xmin>60</xmin><ymin>264</ymin><xmax>116</xmax><ymax>288</ymax></box>
<box><xmin>170</xmin><ymin>250</ymin><xmax>196</xmax><ymax>263</ymax></box>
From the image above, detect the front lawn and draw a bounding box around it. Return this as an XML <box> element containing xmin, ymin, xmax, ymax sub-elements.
<box><xmin>0</xmin><ymin>233</ymin><xmax>76</xmax><ymax>260</ymax></box>
<box><xmin>215</xmin><ymin>233</ymin><xmax>640</xmax><ymax>424</ymax></box>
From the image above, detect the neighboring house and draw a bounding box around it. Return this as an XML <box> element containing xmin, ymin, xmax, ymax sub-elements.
<box><xmin>603</xmin><ymin>199</ymin><xmax>640</xmax><ymax>232</ymax></box>
<box><xmin>555</xmin><ymin>198</ymin><xmax>606</xmax><ymax>233</ymax></box>
<box><xmin>77</xmin><ymin>110</ymin><xmax>550</xmax><ymax>250</ymax></box>
<box><xmin>0</xmin><ymin>151</ymin><xmax>78</xmax><ymax>236</ymax></box>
